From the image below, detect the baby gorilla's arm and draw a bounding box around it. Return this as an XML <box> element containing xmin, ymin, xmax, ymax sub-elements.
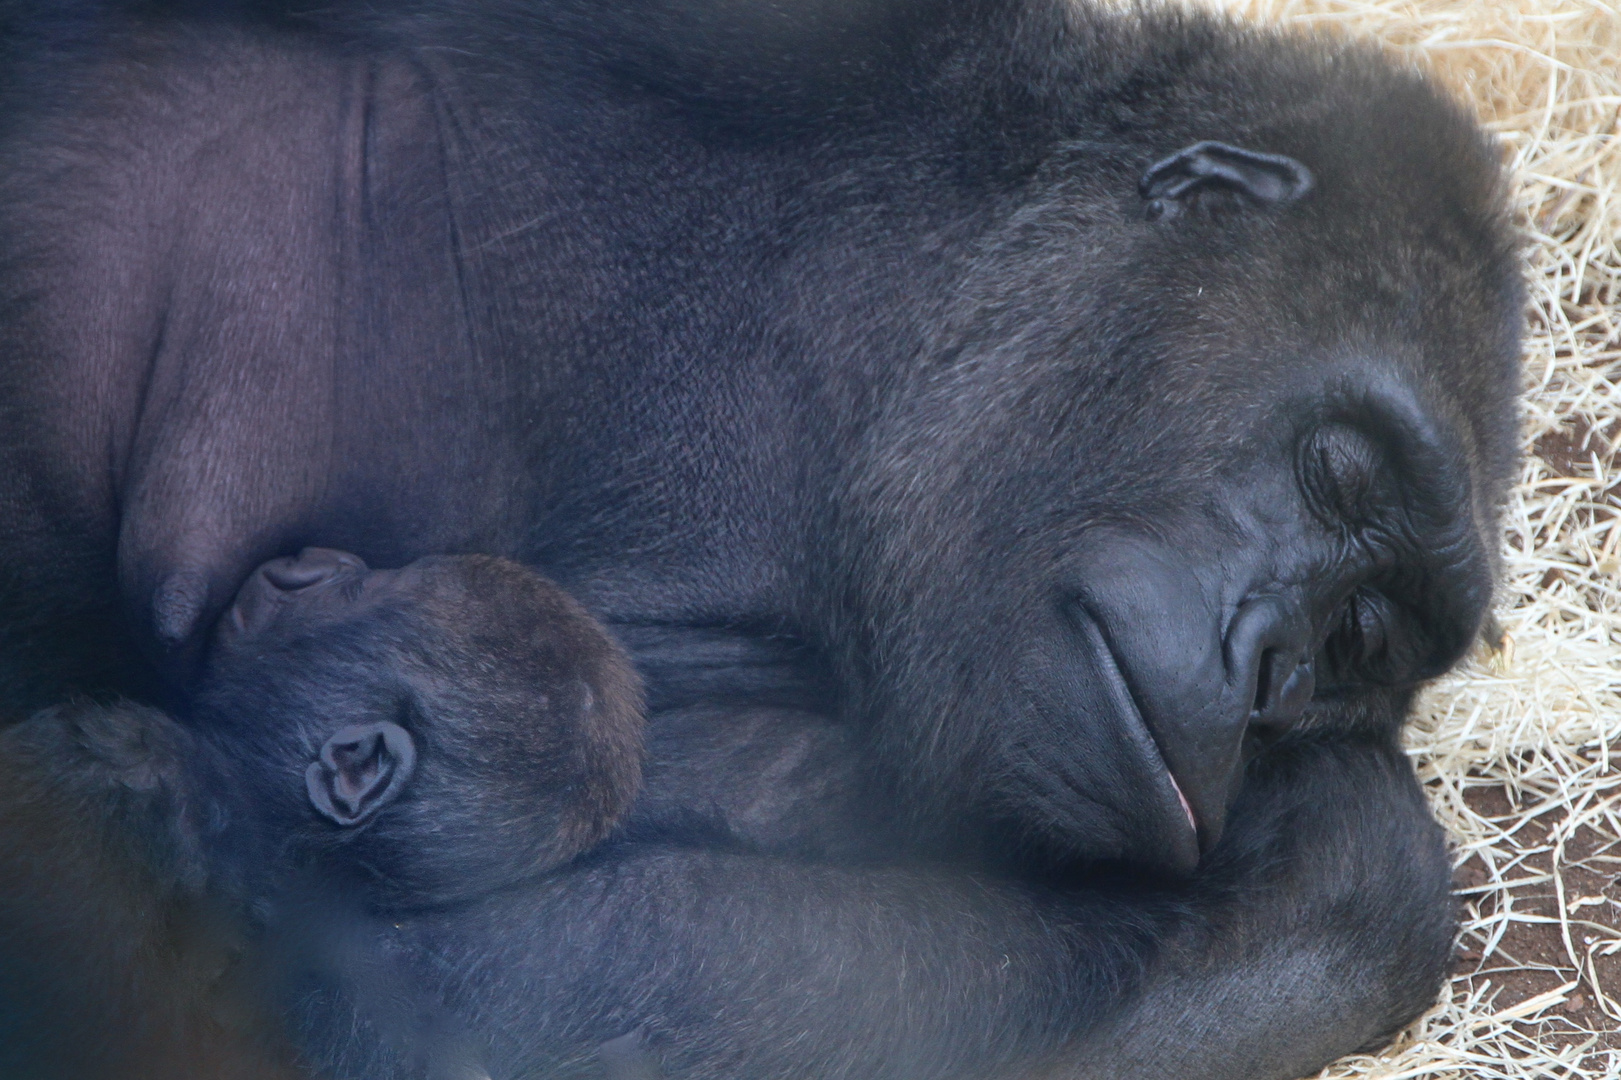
<box><xmin>288</xmin><ymin>731</ymin><xmax>1453</xmax><ymax>1080</ymax></box>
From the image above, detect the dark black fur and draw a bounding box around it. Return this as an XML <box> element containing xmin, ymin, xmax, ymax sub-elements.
<box><xmin>0</xmin><ymin>0</ymin><xmax>1519</xmax><ymax>1077</ymax></box>
<box><xmin>0</xmin><ymin>696</ymin><xmax>1455</xmax><ymax>1080</ymax></box>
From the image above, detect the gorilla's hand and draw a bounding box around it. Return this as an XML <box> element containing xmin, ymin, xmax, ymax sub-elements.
<box><xmin>1073</xmin><ymin>732</ymin><xmax>1454</xmax><ymax>1080</ymax></box>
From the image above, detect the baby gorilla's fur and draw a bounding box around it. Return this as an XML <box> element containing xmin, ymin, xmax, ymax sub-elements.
<box><xmin>196</xmin><ymin>549</ymin><xmax>645</xmax><ymax>910</ymax></box>
<box><xmin>0</xmin><ymin>551</ymin><xmax>643</xmax><ymax>1079</ymax></box>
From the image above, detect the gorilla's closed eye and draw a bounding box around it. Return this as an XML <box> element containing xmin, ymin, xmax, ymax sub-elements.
<box><xmin>1301</xmin><ymin>413</ymin><xmax>1488</xmax><ymax>694</ymax></box>
<box><xmin>1301</xmin><ymin>423</ymin><xmax>1385</xmax><ymax>526</ymax></box>
<box><xmin>1318</xmin><ymin>586</ymin><xmax>1428</xmax><ymax>689</ymax></box>
<box><xmin>1302</xmin><ymin>427</ymin><xmax>1425</xmax><ymax>690</ymax></box>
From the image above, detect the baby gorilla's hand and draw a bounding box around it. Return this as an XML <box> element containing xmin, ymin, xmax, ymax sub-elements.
<box><xmin>198</xmin><ymin>549</ymin><xmax>645</xmax><ymax>911</ymax></box>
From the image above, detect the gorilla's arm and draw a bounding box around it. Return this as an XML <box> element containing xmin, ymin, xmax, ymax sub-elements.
<box><xmin>1071</xmin><ymin>736</ymin><xmax>1456</xmax><ymax>1080</ymax></box>
<box><xmin>292</xmin><ymin>731</ymin><xmax>1453</xmax><ymax>1080</ymax></box>
<box><xmin>621</xmin><ymin>705</ymin><xmax>909</xmax><ymax>862</ymax></box>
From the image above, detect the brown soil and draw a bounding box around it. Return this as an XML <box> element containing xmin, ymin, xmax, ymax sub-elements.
<box><xmin>1450</xmin><ymin>784</ymin><xmax>1621</xmax><ymax>1060</ymax></box>
<box><xmin>1533</xmin><ymin>419</ymin><xmax>1619</xmax><ymax>481</ymax></box>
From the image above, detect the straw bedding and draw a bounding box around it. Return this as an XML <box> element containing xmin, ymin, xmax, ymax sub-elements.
<box><xmin>1191</xmin><ymin>0</ymin><xmax>1621</xmax><ymax>1074</ymax></box>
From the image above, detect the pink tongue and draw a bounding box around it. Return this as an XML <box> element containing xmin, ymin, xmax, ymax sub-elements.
<box><xmin>1169</xmin><ymin>774</ymin><xmax>1198</xmax><ymax>835</ymax></box>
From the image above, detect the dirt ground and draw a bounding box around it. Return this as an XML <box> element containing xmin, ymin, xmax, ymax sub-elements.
<box><xmin>1451</xmin><ymin>783</ymin><xmax>1621</xmax><ymax>1059</ymax></box>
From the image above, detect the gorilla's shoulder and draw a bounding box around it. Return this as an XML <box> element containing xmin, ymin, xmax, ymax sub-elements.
<box><xmin>0</xmin><ymin>0</ymin><xmax>1466</xmax><ymax>133</ymax></box>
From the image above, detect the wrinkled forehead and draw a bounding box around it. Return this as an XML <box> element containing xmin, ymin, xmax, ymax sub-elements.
<box><xmin>925</xmin><ymin>234</ymin><xmax>1517</xmax><ymax>532</ymax></box>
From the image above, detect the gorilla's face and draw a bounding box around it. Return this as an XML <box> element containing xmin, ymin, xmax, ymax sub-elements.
<box><xmin>1028</xmin><ymin>376</ymin><xmax>1502</xmax><ymax>873</ymax></box>
<box><xmin>843</xmin><ymin>132</ymin><xmax>1521</xmax><ymax>875</ymax></box>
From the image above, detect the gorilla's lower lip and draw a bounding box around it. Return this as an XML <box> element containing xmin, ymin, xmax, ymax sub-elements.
<box><xmin>1168</xmin><ymin>773</ymin><xmax>1198</xmax><ymax>834</ymax></box>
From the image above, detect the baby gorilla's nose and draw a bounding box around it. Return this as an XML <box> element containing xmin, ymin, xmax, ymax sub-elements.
<box><xmin>224</xmin><ymin>548</ymin><xmax>370</xmax><ymax>637</ymax></box>
<box><xmin>260</xmin><ymin>548</ymin><xmax>369</xmax><ymax>591</ymax></box>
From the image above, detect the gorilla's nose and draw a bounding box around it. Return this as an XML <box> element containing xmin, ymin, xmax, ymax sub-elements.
<box><xmin>259</xmin><ymin>547</ymin><xmax>368</xmax><ymax>592</ymax></box>
<box><xmin>1226</xmin><ymin>596</ymin><xmax>1315</xmax><ymax>734</ymax></box>
<box><xmin>1151</xmin><ymin>595</ymin><xmax>1314</xmax><ymax>852</ymax></box>
<box><xmin>1074</xmin><ymin>545</ymin><xmax>1319</xmax><ymax>862</ymax></box>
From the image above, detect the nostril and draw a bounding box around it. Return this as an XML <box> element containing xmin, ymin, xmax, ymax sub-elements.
<box><xmin>1251</xmin><ymin>649</ymin><xmax>1313</xmax><ymax>724</ymax></box>
<box><xmin>1253</xmin><ymin>647</ymin><xmax>1280</xmax><ymax>715</ymax></box>
<box><xmin>1244</xmin><ymin>656</ymin><xmax>1310</xmax><ymax>765</ymax></box>
<box><xmin>1229</xmin><ymin>595</ymin><xmax>1315</xmax><ymax>732</ymax></box>
<box><xmin>1244</xmin><ymin>656</ymin><xmax>1312</xmax><ymax>763</ymax></box>
<box><xmin>1275</xmin><ymin>658</ymin><xmax>1314</xmax><ymax>721</ymax></box>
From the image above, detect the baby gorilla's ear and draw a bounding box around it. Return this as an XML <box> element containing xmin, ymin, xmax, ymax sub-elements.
<box><xmin>305</xmin><ymin>722</ymin><xmax>417</xmax><ymax>827</ymax></box>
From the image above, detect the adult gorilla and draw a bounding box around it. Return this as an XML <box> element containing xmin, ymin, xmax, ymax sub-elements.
<box><xmin>0</xmin><ymin>0</ymin><xmax>1519</xmax><ymax>1077</ymax></box>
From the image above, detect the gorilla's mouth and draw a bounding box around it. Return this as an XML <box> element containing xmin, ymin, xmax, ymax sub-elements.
<box><xmin>1068</xmin><ymin>608</ymin><xmax>1203</xmax><ymax>865</ymax></box>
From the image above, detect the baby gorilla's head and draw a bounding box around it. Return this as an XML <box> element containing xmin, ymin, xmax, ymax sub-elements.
<box><xmin>196</xmin><ymin>549</ymin><xmax>643</xmax><ymax>910</ymax></box>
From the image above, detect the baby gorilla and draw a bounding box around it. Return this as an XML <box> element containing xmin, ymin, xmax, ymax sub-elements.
<box><xmin>0</xmin><ymin>550</ymin><xmax>643</xmax><ymax>1079</ymax></box>
<box><xmin>198</xmin><ymin>548</ymin><xmax>644</xmax><ymax>910</ymax></box>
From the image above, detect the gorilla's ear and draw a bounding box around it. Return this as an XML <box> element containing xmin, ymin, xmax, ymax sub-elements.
<box><xmin>1139</xmin><ymin>141</ymin><xmax>1313</xmax><ymax>221</ymax></box>
<box><xmin>306</xmin><ymin>721</ymin><xmax>417</xmax><ymax>827</ymax></box>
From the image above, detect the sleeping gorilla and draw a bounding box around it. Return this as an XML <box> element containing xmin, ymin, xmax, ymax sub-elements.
<box><xmin>0</xmin><ymin>0</ymin><xmax>1522</xmax><ymax>1077</ymax></box>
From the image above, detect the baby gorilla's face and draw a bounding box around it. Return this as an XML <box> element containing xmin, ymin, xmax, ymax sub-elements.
<box><xmin>221</xmin><ymin>550</ymin><xmax>424</xmax><ymax>828</ymax></box>
<box><xmin>200</xmin><ymin>549</ymin><xmax>645</xmax><ymax>910</ymax></box>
